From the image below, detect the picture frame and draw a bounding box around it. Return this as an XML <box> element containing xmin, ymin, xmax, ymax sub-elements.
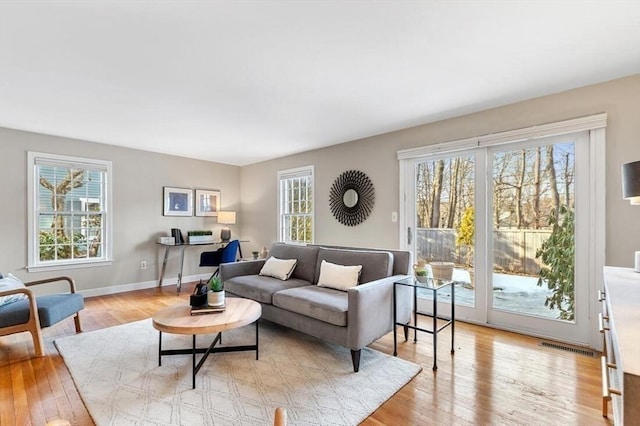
<box><xmin>195</xmin><ymin>189</ymin><xmax>221</xmax><ymax>217</ymax></box>
<box><xmin>163</xmin><ymin>187</ymin><xmax>193</xmax><ymax>216</ymax></box>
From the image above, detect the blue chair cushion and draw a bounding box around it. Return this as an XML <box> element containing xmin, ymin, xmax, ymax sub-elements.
<box><xmin>0</xmin><ymin>293</ymin><xmax>83</xmax><ymax>328</ymax></box>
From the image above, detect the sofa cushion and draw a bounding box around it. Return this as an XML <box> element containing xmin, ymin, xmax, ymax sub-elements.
<box><xmin>314</xmin><ymin>247</ymin><xmax>393</xmax><ymax>285</ymax></box>
<box><xmin>0</xmin><ymin>273</ymin><xmax>27</xmax><ymax>307</ymax></box>
<box><xmin>317</xmin><ymin>260</ymin><xmax>362</xmax><ymax>291</ymax></box>
<box><xmin>259</xmin><ymin>257</ymin><xmax>298</xmax><ymax>280</ymax></box>
<box><xmin>273</xmin><ymin>286</ymin><xmax>348</xmax><ymax>327</ymax></box>
<box><xmin>269</xmin><ymin>243</ymin><xmax>319</xmax><ymax>283</ymax></box>
<box><xmin>224</xmin><ymin>274</ymin><xmax>311</xmax><ymax>304</ymax></box>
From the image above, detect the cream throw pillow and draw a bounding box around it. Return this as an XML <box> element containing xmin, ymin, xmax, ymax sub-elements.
<box><xmin>317</xmin><ymin>260</ymin><xmax>362</xmax><ymax>291</ymax></box>
<box><xmin>259</xmin><ymin>257</ymin><xmax>298</xmax><ymax>280</ymax></box>
<box><xmin>0</xmin><ymin>273</ymin><xmax>27</xmax><ymax>307</ymax></box>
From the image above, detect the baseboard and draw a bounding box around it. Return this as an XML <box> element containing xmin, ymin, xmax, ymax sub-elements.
<box><xmin>79</xmin><ymin>274</ymin><xmax>210</xmax><ymax>298</ymax></box>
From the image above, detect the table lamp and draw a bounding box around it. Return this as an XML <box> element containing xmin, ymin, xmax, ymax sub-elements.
<box><xmin>218</xmin><ymin>211</ymin><xmax>236</xmax><ymax>242</ymax></box>
<box><xmin>622</xmin><ymin>160</ymin><xmax>640</xmax><ymax>271</ymax></box>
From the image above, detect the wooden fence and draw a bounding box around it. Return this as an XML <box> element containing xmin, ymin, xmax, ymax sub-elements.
<box><xmin>416</xmin><ymin>228</ymin><xmax>551</xmax><ymax>276</ymax></box>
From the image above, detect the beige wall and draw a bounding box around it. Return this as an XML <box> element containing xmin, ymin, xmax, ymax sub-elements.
<box><xmin>0</xmin><ymin>129</ymin><xmax>240</xmax><ymax>293</ymax></box>
<box><xmin>240</xmin><ymin>74</ymin><xmax>640</xmax><ymax>268</ymax></box>
<box><xmin>1</xmin><ymin>74</ymin><xmax>638</xmax><ymax>294</ymax></box>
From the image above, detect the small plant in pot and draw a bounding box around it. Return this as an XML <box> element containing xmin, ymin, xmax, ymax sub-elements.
<box><xmin>207</xmin><ymin>276</ymin><xmax>225</xmax><ymax>307</ymax></box>
<box><xmin>415</xmin><ymin>268</ymin><xmax>428</xmax><ymax>283</ymax></box>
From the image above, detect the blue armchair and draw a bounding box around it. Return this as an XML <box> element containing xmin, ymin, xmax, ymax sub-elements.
<box><xmin>0</xmin><ymin>275</ymin><xmax>84</xmax><ymax>356</ymax></box>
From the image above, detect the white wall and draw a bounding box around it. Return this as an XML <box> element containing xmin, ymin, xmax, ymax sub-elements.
<box><xmin>0</xmin><ymin>129</ymin><xmax>240</xmax><ymax>293</ymax></box>
<box><xmin>240</xmin><ymin>75</ymin><xmax>640</xmax><ymax>268</ymax></box>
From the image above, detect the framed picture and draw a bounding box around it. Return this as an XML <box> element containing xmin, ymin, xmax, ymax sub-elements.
<box><xmin>195</xmin><ymin>189</ymin><xmax>221</xmax><ymax>217</ymax></box>
<box><xmin>163</xmin><ymin>187</ymin><xmax>193</xmax><ymax>216</ymax></box>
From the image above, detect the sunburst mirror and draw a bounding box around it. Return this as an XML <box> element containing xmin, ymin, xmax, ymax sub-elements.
<box><xmin>329</xmin><ymin>170</ymin><xmax>375</xmax><ymax>226</ymax></box>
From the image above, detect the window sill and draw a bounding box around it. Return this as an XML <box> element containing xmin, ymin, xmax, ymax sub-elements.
<box><xmin>27</xmin><ymin>260</ymin><xmax>113</xmax><ymax>273</ymax></box>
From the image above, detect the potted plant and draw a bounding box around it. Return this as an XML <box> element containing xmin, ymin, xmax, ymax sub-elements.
<box><xmin>187</xmin><ymin>230</ymin><xmax>215</xmax><ymax>244</ymax></box>
<box><xmin>415</xmin><ymin>268</ymin><xmax>428</xmax><ymax>283</ymax></box>
<box><xmin>207</xmin><ymin>276</ymin><xmax>225</xmax><ymax>306</ymax></box>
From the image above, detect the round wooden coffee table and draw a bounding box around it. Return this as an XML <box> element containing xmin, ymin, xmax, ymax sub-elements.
<box><xmin>152</xmin><ymin>298</ymin><xmax>261</xmax><ymax>388</ymax></box>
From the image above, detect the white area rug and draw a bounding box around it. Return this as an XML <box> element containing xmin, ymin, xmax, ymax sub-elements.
<box><xmin>55</xmin><ymin>318</ymin><xmax>421</xmax><ymax>425</ymax></box>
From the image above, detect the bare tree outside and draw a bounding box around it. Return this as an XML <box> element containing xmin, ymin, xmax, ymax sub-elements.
<box><xmin>415</xmin><ymin>142</ymin><xmax>576</xmax><ymax>320</ymax></box>
<box><xmin>37</xmin><ymin>167</ymin><xmax>104</xmax><ymax>262</ymax></box>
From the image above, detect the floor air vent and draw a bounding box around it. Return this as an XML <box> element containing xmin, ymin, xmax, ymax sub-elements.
<box><xmin>539</xmin><ymin>341</ymin><xmax>596</xmax><ymax>357</ymax></box>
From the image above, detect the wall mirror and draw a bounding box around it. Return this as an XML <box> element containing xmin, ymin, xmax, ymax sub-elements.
<box><xmin>343</xmin><ymin>189</ymin><xmax>358</xmax><ymax>208</ymax></box>
<box><xmin>329</xmin><ymin>170</ymin><xmax>375</xmax><ymax>226</ymax></box>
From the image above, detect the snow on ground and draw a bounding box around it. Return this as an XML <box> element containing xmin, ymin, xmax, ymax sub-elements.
<box><xmin>418</xmin><ymin>268</ymin><xmax>563</xmax><ymax>319</ymax></box>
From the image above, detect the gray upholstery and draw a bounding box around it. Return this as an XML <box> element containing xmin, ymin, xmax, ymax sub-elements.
<box><xmin>268</xmin><ymin>243</ymin><xmax>319</xmax><ymax>282</ymax></box>
<box><xmin>0</xmin><ymin>293</ymin><xmax>84</xmax><ymax>328</ymax></box>
<box><xmin>314</xmin><ymin>247</ymin><xmax>393</xmax><ymax>284</ymax></box>
<box><xmin>224</xmin><ymin>275</ymin><xmax>310</xmax><ymax>304</ymax></box>
<box><xmin>273</xmin><ymin>286</ymin><xmax>348</xmax><ymax>326</ymax></box>
<box><xmin>220</xmin><ymin>243</ymin><xmax>413</xmax><ymax>371</ymax></box>
<box><xmin>312</xmin><ymin>244</ymin><xmax>412</xmax><ymax>276</ymax></box>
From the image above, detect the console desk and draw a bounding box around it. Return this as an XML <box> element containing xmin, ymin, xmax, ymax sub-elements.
<box><xmin>157</xmin><ymin>242</ymin><xmax>218</xmax><ymax>294</ymax></box>
<box><xmin>600</xmin><ymin>266</ymin><xmax>640</xmax><ymax>424</ymax></box>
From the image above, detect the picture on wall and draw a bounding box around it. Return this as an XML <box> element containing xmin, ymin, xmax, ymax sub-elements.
<box><xmin>195</xmin><ymin>189</ymin><xmax>221</xmax><ymax>217</ymax></box>
<box><xmin>163</xmin><ymin>186</ymin><xmax>193</xmax><ymax>216</ymax></box>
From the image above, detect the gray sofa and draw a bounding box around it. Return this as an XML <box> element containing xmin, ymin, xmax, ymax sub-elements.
<box><xmin>219</xmin><ymin>243</ymin><xmax>412</xmax><ymax>372</ymax></box>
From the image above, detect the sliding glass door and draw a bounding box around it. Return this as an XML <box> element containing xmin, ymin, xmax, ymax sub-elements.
<box><xmin>486</xmin><ymin>134</ymin><xmax>590</xmax><ymax>343</ymax></box>
<box><xmin>403</xmin><ymin>130</ymin><xmax>593</xmax><ymax>344</ymax></box>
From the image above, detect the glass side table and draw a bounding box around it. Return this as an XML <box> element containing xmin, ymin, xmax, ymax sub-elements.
<box><xmin>393</xmin><ymin>276</ymin><xmax>455</xmax><ymax>370</ymax></box>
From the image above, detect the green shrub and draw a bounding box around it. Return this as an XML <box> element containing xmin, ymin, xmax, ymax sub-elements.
<box><xmin>536</xmin><ymin>206</ymin><xmax>575</xmax><ymax>321</ymax></box>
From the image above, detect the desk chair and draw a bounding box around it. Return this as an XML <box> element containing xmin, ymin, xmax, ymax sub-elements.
<box><xmin>0</xmin><ymin>275</ymin><xmax>83</xmax><ymax>356</ymax></box>
<box><xmin>199</xmin><ymin>239</ymin><xmax>240</xmax><ymax>282</ymax></box>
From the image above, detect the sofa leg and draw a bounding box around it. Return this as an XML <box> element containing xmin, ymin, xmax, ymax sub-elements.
<box><xmin>403</xmin><ymin>323</ymin><xmax>409</xmax><ymax>341</ymax></box>
<box><xmin>350</xmin><ymin>349</ymin><xmax>361</xmax><ymax>372</ymax></box>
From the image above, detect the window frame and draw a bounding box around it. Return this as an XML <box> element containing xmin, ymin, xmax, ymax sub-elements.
<box><xmin>27</xmin><ymin>151</ymin><xmax>113</xmax><ymax>271</ymax></box>
<box><xmin>277</xmin><ymin>165</ymin><xmax>314</xmax><ymax>244</ymax></box>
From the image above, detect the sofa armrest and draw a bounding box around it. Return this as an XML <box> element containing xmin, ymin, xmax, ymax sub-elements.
<box><xmin>346</xmin><ymin>275</ymin><xmax>412</xmax><ymax>350</ymax></box>
<box><xmin>220</xmin><ymin>260</ymin><xmax>266</xmax><ymax>281</ymax></box>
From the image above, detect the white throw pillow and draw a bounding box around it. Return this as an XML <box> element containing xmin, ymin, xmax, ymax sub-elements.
<box><xmin>317</xmin><ymin>260</ymin><xmax>362</xmax><ymax>291</ymax></box>
<box><xmin>259</xmin><ymin>257</ymin><xmax>298</xmax><ymax>280</ymax></box>
<box><xmin>0</xmin><ymin>273</ymin><xmax>27</xmax><ymax>307</ymax></box>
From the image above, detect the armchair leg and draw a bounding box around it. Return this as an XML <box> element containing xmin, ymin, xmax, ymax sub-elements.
<box><xmin>74</xmin><ymin>313</ymin><xmax>82</xmax><ymax>333</ymax></box>
<box><xmin>30</xmin><ymin>328</ymin><xmax>45</xmax><ymax>357</ymax></box>
<box><xmin>350</xmin><ymin>349</ymin><xmax>361</xmax><ymax>372</ymax></box>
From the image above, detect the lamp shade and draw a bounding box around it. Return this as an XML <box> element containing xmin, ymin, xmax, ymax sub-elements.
<box><xmin>622</xmin><ymin>160</ymin><xmax>640</xmax><ymax>203</ymax></box>
<box><xmin>218</xmin><ymin>211</ymin><xmax>236</xmax><ymax>225</ymax></box>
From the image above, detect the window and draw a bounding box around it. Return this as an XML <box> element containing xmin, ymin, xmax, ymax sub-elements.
<box><xmin>28</xmin><ymin>152</ymin><xmax>112</xmax><ymax>270</ymax></box>
<box><xmin>278</xmin><ymin>166</ymin><xmax>314</xmax><ymax>244</ymax></box>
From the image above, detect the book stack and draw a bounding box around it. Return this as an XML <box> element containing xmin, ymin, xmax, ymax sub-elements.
<box><xmin>190</xmin><ymin>304</ymin><xmax>226</xmax><ymax>315</ymax></box>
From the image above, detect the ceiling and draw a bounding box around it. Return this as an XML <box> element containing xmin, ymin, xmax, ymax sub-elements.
<box><xmin>1</xmin><ymin>1</ymin><xmax>639</xmax><ymax>166</ymax></box>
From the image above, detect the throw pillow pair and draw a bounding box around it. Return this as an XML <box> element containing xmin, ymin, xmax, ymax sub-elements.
<box><xmin>259</xmin><ymin>257</ymin><xmax>362</xmax><ymax>291</ymax></box>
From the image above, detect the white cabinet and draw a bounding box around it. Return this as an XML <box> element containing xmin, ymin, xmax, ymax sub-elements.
<box><xmin>601</xmin><ymin>267</ymin><xmax>640</xmax><ymax>424</ymax></box>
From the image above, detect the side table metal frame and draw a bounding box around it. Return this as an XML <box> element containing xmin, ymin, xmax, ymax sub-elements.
<box><xmin>393</xmin><ymin>277</ymin><xmax>455</xmax><ymax>370</ymax></box>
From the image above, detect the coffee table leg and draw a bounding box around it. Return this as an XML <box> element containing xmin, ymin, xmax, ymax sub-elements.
<box><xmin>255</xmin><ymin>320</ymin><xmax>259</xmax><ymax>360</ymax></box>
<box><xmin>192</xmin><ymin>335</ymin><xmax>197</xmax><ymax>389</ymax></box>
<box><xmin>158</xmin><ymin>331</ymin><xmax>163</xmax><ymax>366</ymax></box>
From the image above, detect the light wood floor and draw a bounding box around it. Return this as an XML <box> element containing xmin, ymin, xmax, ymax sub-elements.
<box><xmin>1</xmin><ymin>283</ymin><xmax>611</xmax><ymax>425</ymax></box>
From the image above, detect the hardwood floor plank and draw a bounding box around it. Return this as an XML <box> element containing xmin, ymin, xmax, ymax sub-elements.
<box><xmin>0</xmin><ymin>284</ymin><xmax>610</xmax><ymax>425</ymax></box>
